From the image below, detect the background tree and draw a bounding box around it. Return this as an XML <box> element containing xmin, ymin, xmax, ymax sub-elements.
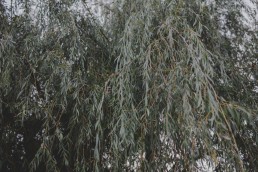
<box><xmin>0</xmin><ymin>0</ymin><xmax>257</xmax><ymax>171</ymax></box>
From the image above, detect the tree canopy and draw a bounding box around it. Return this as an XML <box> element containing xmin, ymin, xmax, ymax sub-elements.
<box><xmin>0</xmin><ymin>0</ymin><xmax>257</xmax><ymax>171</ymax></box>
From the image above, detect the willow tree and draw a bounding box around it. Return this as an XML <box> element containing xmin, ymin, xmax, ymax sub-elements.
<box><xmin>0</xmin><ymin>0</ymin><xmax>257</xmax><ymax>171</ymax></box>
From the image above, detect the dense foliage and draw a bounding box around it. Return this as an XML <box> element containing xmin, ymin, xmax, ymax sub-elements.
<box><xmin>0</xmin><ymin>0</ymin><xmax>257</xmax><ymax>171</ymax></box>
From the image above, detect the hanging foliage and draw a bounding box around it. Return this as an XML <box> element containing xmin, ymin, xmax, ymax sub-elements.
<box><xmin>0</xmin><ymin>0</ymin><xmax>257</xmax><ymax>171</ymax></box>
